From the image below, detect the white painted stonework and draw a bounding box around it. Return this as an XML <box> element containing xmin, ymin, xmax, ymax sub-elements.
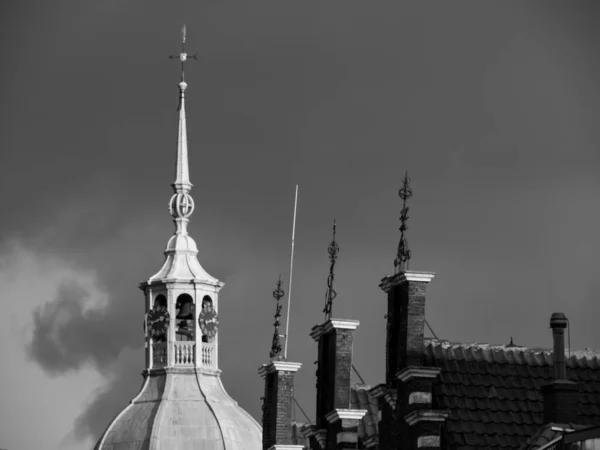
<box><xmin>409</xmin><ymin>391</ymin><xmax>432</xmax><ymax>404</ymax></box>
<box><xmin>258</xmin><ymin>361</ymin><xmax>302</xmax><ymax>378</ymax></box>
<box><xmin>325</xmin><ymin>408</ymin><xmax>368</xmax><ymax>423</ymax></box>
<box><xmin>397</xmin><ymin>366</ymin><xmax>441</xmax><ymax>382</ymax></box>
<box><xmin>95</xmin><ymin>58</ymin><xmax>262</xmax><ymax>450</ymax></box>
<box><xmin>418</xmin><ymin>435</ymin><xmax>440</xmax><ymax>448</ymax></box>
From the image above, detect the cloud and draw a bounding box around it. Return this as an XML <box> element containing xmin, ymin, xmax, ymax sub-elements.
<box><xmin>73</xmin><ymin>347</ymin><xmax>144</xmax><ymax>442</ymax></box>
<box><xmin>0</xmin><ymin>241</ymin><xmax>107</xmax><ymax>450</ymax></box>
<box><xmin>26</xmin><ymin>279</ymin><xmax>123</xmax><ymax>376</ymax></box>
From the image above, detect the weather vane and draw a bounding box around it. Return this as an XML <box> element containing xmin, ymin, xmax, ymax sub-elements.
<box><xmin>269</xmin><ymin>275</ymin><xmax>284</xmax><ymax>360</ymax></box>
<box><xmin>323</xmin><ymin>219</ymin><xmax>339</xmax><ymax>320</ymax></box>
<box><xmin>394</xmin><ymin>172</ymin><xmax>413</xmax><ymax>271</ymax></box>
<box><xmin>169</xmin><ymin>25</ymin><xmax>197</xmax><ymax>82</ymax></box>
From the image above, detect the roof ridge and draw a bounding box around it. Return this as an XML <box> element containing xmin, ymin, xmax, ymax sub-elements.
<box><xmin>424</xmin><ymin>338</ymin><xmax>600</xmax><ymax>358</ymax></box>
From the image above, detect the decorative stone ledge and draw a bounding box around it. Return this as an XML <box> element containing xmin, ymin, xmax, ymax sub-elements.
<box><xmin>258</xmin><ymin>361</ymin><xmax>302</xmax><ymax>378</ymax></box>
<box><xmin>313</xmin><ymin>429</ymin><xmax>327</xmax><ymax>449</ymax></box>
<box><xmin>363</xmin><ymin>434</ymin><xmax>379</xmax><ymax>448</ymax></box>
<box><xmin>325</xmin><ymin>408</ymin><xmax>368</xmax><ymax>423</ymax></box>
<box><xmin>417</xmin><ymin>435</ymin><xmax>441</xmax><ymax>448</ymax></box>
<box><xmin>143</xmin><ymin>366</ymin><xmax>222</xmax><ymax>377</ymax></box>
<box><xmin>409</xmin><ymin>392</ymin><xmax>432</xmax><ymax>404</ymax></box>
<box><xmin>336</xmin><ymin>431</ymin><xmax>359</xmax><ymax>444</ymax></box>
<box><xmin>267</xmin><ymin>446</ymin><xmax>305</xmax><ymax>450</ymax></box>
<box><xmin>368</xmin><ymin>383</ymin><xmax>388</xmax><ymax>399</ymax></box>
<box><xmin>404</xmin><ymin>409</ymin><xmax>450</xmax><ymax>427</ymax></box>
<box><xmin>397</xmin><ymin>366</ymin><xmax>441</xmax><ymax>382</ymax></box>
<box><xmin>379</xmin><ymin>270</ymin><xmax>436</xmax><ymax>293</ymax></box>
<box><xmin>369</xmin><ymin>384</ymin><xmax>397</xmax><ymax>410</ymax></box>
<box><xmin>300</xmin><ymin>424</ymin><xmax>316</xmax><ymax>438</ymax></box>
<box><xmin>310</xmin><ymin>319</ymin><xmax>360</xmax><ymax>341</ymax></box>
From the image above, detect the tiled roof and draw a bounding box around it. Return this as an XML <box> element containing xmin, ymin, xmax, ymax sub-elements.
<box><xmin>424</xmin><ymin>339</ymin><xmax>600</xmax><ymax>450</ymax></box>
<box><xmin>350</xmin><ymin>383</ymin><xmax>380</xmax><ymax>440</ymax></box>
<box><xmin>294</xmin><ymin>340</ymin><xmax>600</xmax><ymax>449</ymax></box>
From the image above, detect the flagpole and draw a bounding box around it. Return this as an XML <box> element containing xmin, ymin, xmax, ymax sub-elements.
<box><xmin>283</xmin><ymin>185</ymin><xmax>298</xmax><ymax>360</ymax></box>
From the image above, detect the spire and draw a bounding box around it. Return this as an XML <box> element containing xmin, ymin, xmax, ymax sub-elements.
<box><xmin>145</xmin><ymin>26</ymin><xmax>218</xmax><ymax>285</ymax></box>
<box><xmin>394</xmin><ymin>172</ymin><xmax>413</xmax><ymax>272</ymax></box>
<box><xmin>168</xmin><ymin>25</ymin><xmax>197</xmax><ymax>233</ymax></box>
<box><xmin>323</xmin><ymin>219</ymin><xmax>339</xmax><ymax>320</ymax></box>
<box><xmin>270</xmin><ymin>275</ymin><xmax>284</xmax><ymax>360</ymax></box>
<box><xmin>169</xmin><ymin>25</ymin><xmax>197</xmax><ymax>196</ymax></box>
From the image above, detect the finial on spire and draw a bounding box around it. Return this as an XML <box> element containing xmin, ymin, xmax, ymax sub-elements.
<box><xmin>270</xmin><ymin>276</ymin><xmax>285</xmax><ymax>360</ymax></box>
<box><xmin>169</xmin><ymin>24</ymin><xmax>197</xmax><ymax>83</ymax></box>
<box><xmin>323</xmin><ymin>219</ymin><xmax>339</xmax><ymax>320</ymax></box>
<box><xmin>394</xmin><ymin>172</ymin><xmax>413</xmax><ymax>271</ymax></box>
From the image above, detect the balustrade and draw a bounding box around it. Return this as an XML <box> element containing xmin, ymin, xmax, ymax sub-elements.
<box><xmin>174</xmin><ymin>342</ymin><xmax>195</xmax><ymax>365</ymax></box>
<box><xmin>151</xmin><ymin>341</ymin><xmax>215</xmax><ymax>368</ymax></box>
<box><xmin>201</xmin><ymin>343</ymin><xmax>215</xmax><ymax>367</ymax></box>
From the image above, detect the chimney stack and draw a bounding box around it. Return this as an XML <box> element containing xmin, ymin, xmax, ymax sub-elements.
<box><xmin>542</xmin><ymin>312</ymin><xmax>579</xmax><ymax>424</ymax></box>
<box><xmin>551</xmin><ymin>313</ymin><xmax>568</xmax><ymax>380</ymax></box>
<box><xmin>259</xmin><ymin>361</ymin><xmax>304</xmax><ymax>450</ymax></box>
<box><xmin>308</xmin><ymin>319</ymin><xmax>367</xmax><ymax>449</ymax></box>
<box><xmin>377</xmin><ymin>271</ymin><xmax>448</xmax><ymax>450</ymax></box>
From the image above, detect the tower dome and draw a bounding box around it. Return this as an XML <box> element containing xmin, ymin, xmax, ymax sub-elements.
<box><xmin>94</xmin><ymin>26</ymin><xmax>262</xmax><ymax>450</ymax></box>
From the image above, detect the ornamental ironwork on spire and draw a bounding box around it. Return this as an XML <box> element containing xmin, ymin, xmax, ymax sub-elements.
<box><xmin>270</xmin><ymin>276</ymin><xmax>284</xmax><ymax>360</ymax></box>
<box><xmin>394</xmin><ymin>172</ymin><xmax>413</xmax><ymax>271</ymax></box>
<box><xmin>323</xmin><ymin>219</ymin><xmax>339</xmax><ymax>320</ymax></box>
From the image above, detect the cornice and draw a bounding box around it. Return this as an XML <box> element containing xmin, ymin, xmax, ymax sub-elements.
<box><xmin>397</xmin><ymin>366</ymin><xmax>441</xmax><ymax>382</ymax></box>
<box><xmin>379</xmin><ymin>270</ymin><xmax>435</xmax><ymax>293</ymax></box>
<box><xmin>325</xmin><ymin>408</ymin><xmax>368</xmax><ymax>423</ymax></box>
<box><xmin>258</xmin><ymin>361</ymin><xmax>302</xmax><ymax>378</ymax></box>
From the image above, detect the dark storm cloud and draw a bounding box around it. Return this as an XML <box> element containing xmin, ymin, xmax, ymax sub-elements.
<box><xmin>27</xmin><ymin>280</ymin><xmax>129</xmax><ymax>375</ymax></box>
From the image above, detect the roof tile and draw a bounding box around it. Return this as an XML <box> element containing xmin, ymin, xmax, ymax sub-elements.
<box><xmin>424</xmin><ymin>339</ymin><xmax>600</xmax><ymax>449</ymax></box>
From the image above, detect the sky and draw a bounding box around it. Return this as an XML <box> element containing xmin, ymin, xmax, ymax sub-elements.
<box><xmin>2</xmin><ymin>2</ymin><xmax>600</xmax><ymax>449</ymax></box>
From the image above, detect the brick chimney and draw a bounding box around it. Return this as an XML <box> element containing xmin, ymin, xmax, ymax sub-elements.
<box><xmin>259</xmin><ymin>361</ymin><xmax>304</xmax><ymax>450</ymax></box>
<box><xmin>542</xmin><ymin>312</ymin><xmax>580</xmax><ymax>424</ymax></box>
<box><xmin>308</xmin><ymin>319</ymin><xmax>367</xmax><ymax>449</ymax></box>
<box><xmin>378</xmin><ymin>270</ymin><xmax>448</xmax><ymax>450</ymax></box>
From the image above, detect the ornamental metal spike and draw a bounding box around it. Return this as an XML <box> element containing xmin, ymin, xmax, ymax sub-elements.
<box><xmin>323</xmin><ymin>219</ymin><xmax>339</xmax><ymax>320</ymax></box>
<box><xmin>394</xmin><ymin>172</ymin><xmax>413</xmax><ymax>271</ymax></box>
<box><xmin>169</xmin><ymin>24</ymin><xmax>198</xmax><ymax>99</ymax></box>
<box><xmin>269</xmin><ymin>275</ymin><xmax>284</xmax><ymax>360</ymax></box>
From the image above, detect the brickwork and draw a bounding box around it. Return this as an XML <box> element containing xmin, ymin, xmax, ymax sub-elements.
<box><xmin>386</xmin><ymin>287</ymin><xmax>399</xmax><ymax>385</ymax></box>
<box><xmin>386</xmin><ymin>280</ymin><xmax>428</xmax><ymax>383</ymax></box>
<box><xmin>542</xmin><ymin>379</ymin><xmax>580</xmax><ymax>424</ymax></box>
<box><xmin>334</xmin><ymin>329</ymin><xmax>353</xmax><ymax>409</ymax></box>
<box><xmin>381</xmin><ymin>271</ymin><xmax>440</xmax><ymax>450</ymax></box>
<box><xmin>260</xmin><ymin>362</ymin><xmax>302</xmax><ymax>450</ymax></box>
<box><xmin>326</xmin><ymin>417</ymin><xmax>361</xmax><ymax>449</ymax></box>
<box><xmin>316</xmin><ymin>333</ymin><xmax>333</xmax><ymax>429</ymax></box>
<box><xmin>376</xmin><ymin>397</ymin><xmax>398</xmax><ymax>450</ymax></box>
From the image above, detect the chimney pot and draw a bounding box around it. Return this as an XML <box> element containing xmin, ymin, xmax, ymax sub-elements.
<box><xmin>550</xmin><ymin>312</ymin><xmax>568</xmax><ymax>329</ymax></box>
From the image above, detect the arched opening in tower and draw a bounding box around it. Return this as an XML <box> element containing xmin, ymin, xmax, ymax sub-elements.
<box><xmin>151</xmin><ymin>294</ymin><xmax>168</xmax><ymax>342</ymax></box>
<box><xmin>201</xmin><ymin>295</ymin><xmax>213</xmax><ymax>343</ymax></box>
<box><xmin>175</xmin><ymin>293</ymin><xmax>194</xmax><ymax>341</ymax></box>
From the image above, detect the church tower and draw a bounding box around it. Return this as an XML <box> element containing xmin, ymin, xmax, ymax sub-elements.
<box><xmin>94</xmin><ymin>27</ymin><xmax>262</xmax><ymax>450</ymax></box>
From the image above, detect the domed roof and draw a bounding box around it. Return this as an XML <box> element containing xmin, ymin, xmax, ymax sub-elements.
<box><xmin>145</xmin><ymin>231</ymin><xmax>220</xmax><ymax>285</ymax></box>
<box><xmin>95</xmin><ymin>370</ymin><xmax>262</xmax><ymax>450</ymax></box>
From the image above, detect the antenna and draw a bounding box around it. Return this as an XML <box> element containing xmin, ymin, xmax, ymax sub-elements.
<box><xmin>283</xmin><ymin>185</ymin><xmax>299</xmax><ymax>360</ymax></box>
